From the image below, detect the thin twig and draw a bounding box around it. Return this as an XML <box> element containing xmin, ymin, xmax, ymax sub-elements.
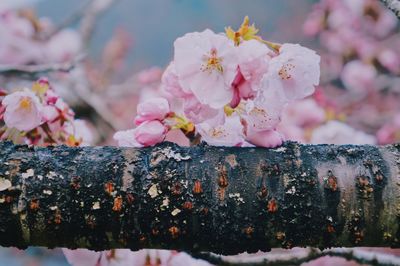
<box><xmin>0</xmin><ymin>54</ymin><xmax>85</xmax><ymax>76</ymax></box>
<box><xmin>191</xmin><ymin>248</ymin><xmax>400</xmax><ymax>266</ymax></box>
<box><xmin>79</xmin><ymin>0</ymin><xmax>120</xmax><ymax>46</ymax></box>
<box><xmin>381</xmin><ymin>0</ymin><xmax>400</xmax><ymax>19</ymax></box>
<box><xmin>40</xmin><ymin>0</ymin><xmax>94</xmax><ymax>40</ymax></box>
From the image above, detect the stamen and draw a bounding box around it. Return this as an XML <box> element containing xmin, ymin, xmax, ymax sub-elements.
<box><xmin>279</xmin><ymin>63</ymin><xmax>295</xmax><ymax>80</ymax></box>
<box><xmin>19</xmin><ymin>97</ymin><xmax>32</xmax><ymax>109</ymax></box>
<box><xmin>201</xmin><ymin>48</ymin><xmax>224</xmax><ymax>74</ymax></box>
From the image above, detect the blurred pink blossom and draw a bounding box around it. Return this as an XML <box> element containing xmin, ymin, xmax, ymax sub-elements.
<box><xmin>2</xmin><ymin>89</ymin><xmax>43</xmax><ymax>131</ymax></box>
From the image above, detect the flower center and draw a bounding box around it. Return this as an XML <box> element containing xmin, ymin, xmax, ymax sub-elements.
<box><xmin>210</xmin><ymin>127</ymin><xmax>227</xmax><ymax>138</ymax></box>
<box><xmin>19</xmin><ymin>97</ymin><xmax>32</xmax><ymax>110</ymax></box>
<box><xmin>202</xmin><ymin>48</ymin><xmax>224</xmax><ymax>74</ymax></box>
<box><xmin>278</xmin><ymin>63</ymin><xmax>295</xmax><ymax>80</ymax></box>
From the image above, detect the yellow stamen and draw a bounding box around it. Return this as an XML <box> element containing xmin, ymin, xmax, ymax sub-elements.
<box><xmin>32</xmin><ymin>82</ymin><xmax>49</xmax><ymax>95</ymax></box>
<box><xmin>224</xmin><ymin>105</ymin><xmax>235</xmax><ymax>116</ymax></box>
<box><xmin>19</xmin><ymin>97</ymin><xmax>32</xmax><ymax>109</ymax></box>
<box><xmin>202</xmin><ymin>48</ymin><xmax>224</xmax><ymax>73</ymax></box>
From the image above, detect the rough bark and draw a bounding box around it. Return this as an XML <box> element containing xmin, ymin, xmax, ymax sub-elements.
<box><xmin>0</xmin><ymin>141</ymin><xmax>399</xmax><ymax>255</ymax></box>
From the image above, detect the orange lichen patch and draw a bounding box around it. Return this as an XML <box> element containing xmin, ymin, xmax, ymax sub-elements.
<box><xmin>217</xmin><ymin>188</ymin><xmax>226</xmax><ymax>201</ymax></box>
<box><xmin>354</xmin><ymin>230</ymin><xmax>364</xmax><ymax>244</ymax></box>
<box><xmin>325</xmin><ymin>171</ymin><xmax>338</xmax><ymax>192</ymax></box>
<box><xmin>29</xmin><ymin>199</ymin><xmax>40</xmax><ymax>211</ymax></box>
<box><xmin>70</xmin><ymin>176</ymin><xmax>81</xmax><ymax>190</ymax></box>
<box><xmin>54</xmin><ymin>210</ymin><xmax>62</xmax><ymax>224</ymax></box>
<box><xmin>258</xmin><ymin>186</ymin><xmax>268</xmax><ymax>199</ymax></box>
<box><xmin>243</xmin><ymin>226</ymin><xmax>254</xmax><ymax>238</ymax></box>
<box><xmin>267</xmin><ymin>198</ymin><xmax>278</xmax><ymax>213</ymax></box>
<box><xmin>104</xmin><ymin>181</ymin><xmax>115</xmax><ymax>195</ymax></box>
<box><xmin>327</xmin><ymin>224</ymin><xmax>335</xmax><ymax>233</ymax></box>
<box><xmin>193</xmin><ymin>180</ymin><xmax>203</xmax><ymax>194</ymax></box>
<box><xmin>152</xmin><ymin>228</ymin><xmax>160</xmax><ymax>236</ymax></box>
<box><xmin>182</xmin><ymin>201</ymin><xmax>193</xmax><ymax>210</ymax></box>
<box><xmin>86</xmin><ymin>215</ymin><xmax>96</xmax><ymax>229</ymax></box>
<box><xmin>357</xmin><ymin>176</ymin><xmax>373</xmax><ymax>199</ymax></box>
<box><xmin>276</xmin><ymin>232</ymin><xmax>285</xmax><ymax>241</ymax></box>
<box><xmin>218</xmin><ymin>165</ymin><xmax>229</xmax><ymax>188</ymax></box>
<box><xmin>200</xmin><ymin>207</ymin><xmax>209</xmax><ymax>215</ymax></box>
<box><xmin>126</xmin><ymin>193</ymin><xmax>135</xmax><ymax>205</ymax></box>
<box><xmin>139</xmin><ymin>235</ymin><xmax>147</xmax><ymax>243</ymax></box>
<box><xmin>112</xmin><ymin>196</ymin><xmax>123</xmax><ymax>212</ymax></box>
<box><xmin>169</xmin><ymin>226</ymin><xmax>180</xmax><ymax>239</ymax></box>
<box><xmin>171</xmin><ymin>182</ymin><xmax>182</xmax><ymax>196</ymax></box>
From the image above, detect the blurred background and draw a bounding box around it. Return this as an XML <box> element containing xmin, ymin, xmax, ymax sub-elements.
<box><xmin>0</xmin><ymin>0</ymin><xmax>400</xmax><ymax>265</ymax></box>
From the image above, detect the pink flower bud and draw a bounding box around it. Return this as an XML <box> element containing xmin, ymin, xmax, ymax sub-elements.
<box><xmin>114</xmin><ymin>120</ymin><xmax>167</xmax><ymax>147</ymax></box>
<box><xmin>246</xmin><ymin>129</ymin><xmax>285</xmax><ymax>148</ymax></box>
<box><xmin>134</xmin><ymin>97</ymin><xmax>170</xmax><ymax>125</ymax></box>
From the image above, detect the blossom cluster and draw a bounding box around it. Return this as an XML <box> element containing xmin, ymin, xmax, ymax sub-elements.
<box><xmin>304</xmin><ymin>0</ymin><xmax>399</xmax><ymax>93</ymax></box>
<box><xmin>0</xmin><ymin>8</ymin><xmax>81</xmax><ymax>64</ymax></box>
<box><xmin>114</xmin><ymin>17</ymin><xmax>321</xmax><ymax>148</ymax></box>
<box><xmin>0</xmin><ymin>78</ymin><xmax>92</xmax><ymax>146</ymax></box>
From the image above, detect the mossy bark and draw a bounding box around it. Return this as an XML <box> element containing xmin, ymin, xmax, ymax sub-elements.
<box><xmin>0</xmin><ymin>141</ymin><xmax>399</xmax><ymax>255</ymax></box>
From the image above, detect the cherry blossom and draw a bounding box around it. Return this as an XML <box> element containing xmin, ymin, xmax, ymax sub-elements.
<box><xmin>134</xmin><ymin>97</ymin><xmax>170</xmax><ymax>125</ymax></box>
<box><xmin>310</xmin><ymin>120</ymin><xmax>376</xmax><ymax>145</ymax></box>
<box><xmin>264</xmin><ymin>43</ymin><xmax>320</xmax><ymax>101</ymax></box>
<box><xmin>231</xmin><ymin>39</ymin><xmax>271</xmax><ymax>107</ymax></box>
<box><xmin>245</xmin><ymin>129</ymin><xmax>285</xmax><ymax>148</ymax></box>
<box><xmin>196</xmin><ymin>115</ymin><xmax>245</xmax><ymax>147</ymax></box>
<box><xmin>174</xmin><ymin>29</ymin><xmax>238</xmax><ymax>108</ymax></box>
<box><xmin>114</xmin><ymin>120</ymin><xmax>168</xmax><ymax>147</ymax></box>
<box><xmin>377</xmin><ymin>114</ymin><xmax>400</xmax><ymax>145</ymax></box>
<box><xmin>341</xmin><ymin>60</ymin><xmax>377</xmax><ymax>93</ymax></box>
<box><xmin>0</xmin><ymin>79</ymin><xmax>94</xmax><ymax>147</ymax></box>
<box><xmin>2</xmin><ymin>89</ymin><xmax>43</xmax><ymax>131</ymax></box>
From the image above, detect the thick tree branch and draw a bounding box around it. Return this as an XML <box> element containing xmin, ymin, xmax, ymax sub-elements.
<box><xmin>381</xmin><ymin>0</ymin><xmax>400</xmax><ymax>19</ymax></box>
<box><xmin>0</xmin><ymin>141</ymin><xmax>399</xmax><ymax>255</ymax></box>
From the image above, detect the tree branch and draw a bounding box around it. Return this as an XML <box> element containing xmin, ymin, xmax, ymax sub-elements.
<box><xmin>381</xmin><ymin>0</ymin><xmax>400</xmax><ymax>19</ymax></box>
<box><xmin>0</xmin><ymin>141</ymin><xmax>399</xmax><ymax>254</ymax></box>
<box><xmin>191</xmin><ymin>248</ymin><xmax>400</xmax><ymax>266</ymax></box>
<box><xmin>0</xmin><ymin>55</ymin><xmax>85</xmax><ymax>76</ymax></box>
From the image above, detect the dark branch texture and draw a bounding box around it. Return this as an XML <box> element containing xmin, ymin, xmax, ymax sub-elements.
<box><xmin>381</xmin><ymin>0</ymin><xmax>400</xmax><ymax>19</ymax></box>
<box><xmin>0</xmin><ymin>141</ymin><xmax>399</xmax><ymax>255</ymax></box>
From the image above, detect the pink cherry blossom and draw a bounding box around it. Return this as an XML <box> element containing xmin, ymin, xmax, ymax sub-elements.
<box><xmin>46</xmin><ymin>29</ymin><xmax>82</xmax><ymax>63</ymax></box>
<box><xmin>282</xmin><ymin>98</ymin><xmax>326</xmax><ymax>127</ymax></box>
<box><xmin>161</xmin><ymin>62</ymin><xmax>192</xmax><ymax>98</ymax></box>
<box><xmin>245</xmin><ymin>129</ymin><xmax>285</xmax><ymax>148</ymax></box>
<box><xmin>174</xmin><ymin>29</ymin><xmax>238</xmax><ymax>108</ymax></box>
<box><xmin>65</xmin><ymin>119</ymin><xmax>96</xmax><ymax>146</ymax></box>
<box><xmin>242</xmin><ymin>88</ymin><xmax>286</xmax><ymax>132</ymax></box>
<box><xmin>114</xmin><ymin>120</ymin><xmax>167</xmax><ymax>147</ymax></box>
<box><xmin>134</xmin><ymin>97</ymin><xmax>170</xmax><ymax>125</ymax></box>
<box><xmin>310</xmin><ymin>120</ymin><xmax>376</xmax><ymax>145</ymax></box>
<box><xmin>2</xmin><ymin>89</ymin><xmax>43</xmax><ymax>131</ymax></box>
<box><xmin>230</xmin><ymin>40</ymin><xmax>271</xmax><ymax>107</ymax></box>
<box><xmin>264</xmin><ymin>43</ymin><xmax>320</xmax><ymax>101</ymax></box>
<box><xmin>378</xmin><ymin>49</ymin><xmax>400</xmax><ymax>74</ymax></box>
<box><xmin>376</xmin><ymin>114</ymin><xmax>400</xmax><ymax>145</ymax></box>
<box><xmin>183</xmin><ymin>95</ymin><xmax>220</xmax><ymax>124</ymax></box>
<box><xmin>341</xmin><ymin>60</ymin><xmax>377</xmax><ymax>93</ymax></box>
<box><xmin>113</xmin><ymin>129</ymin><xmax>141</xmax><ymax>147</ymax></box>
<box><xmin>196</xmin><ymin>115</ymin><xmax>245</xmax><ymax>147</ymax></box>
<box><xmin>137</xmin><ymin>66</ymin><xmax>163</xmax><ymax>85</ymax></box>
